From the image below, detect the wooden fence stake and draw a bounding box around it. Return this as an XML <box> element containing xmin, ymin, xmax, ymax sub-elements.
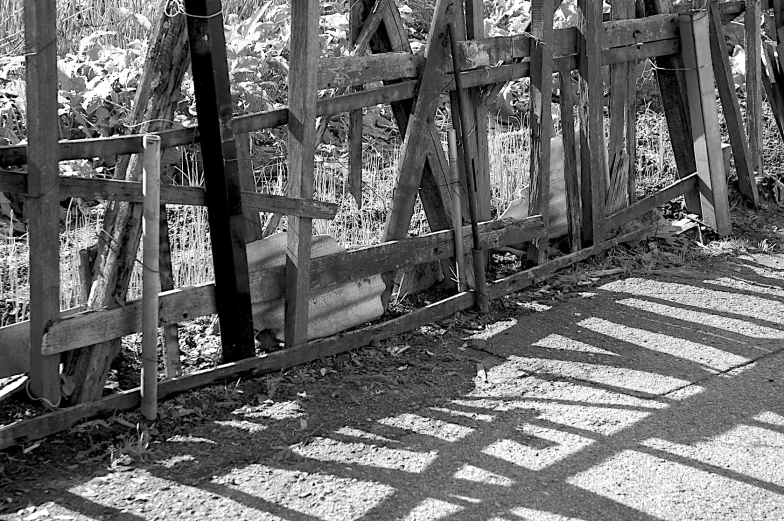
<box><xmin>528</xmin><ymin>0</ymin><xmax>555</xmax><ymax>265</ymax></box>
<box><xmin>449</xmin><ymin>23</ymin><xmax>489</xmax><ymax>313</ymax></box>
<box><xmin>577</xmin><ymin>0</ymin><xmax>606</xmax><ymax>247</ymax></box>
<box><xmin>63</xmin><ymin>2</ymin><xmax>191</xmax><ymax>403</ymax></box>
<box><xmin>348</xmin><ymin>0</ymin><xmax>365</xmax><ymax>209</ymax></box>
<box><xmin>447</xmin><ymin>129</ymin><xmax>466</xmax><ymax>291</ymax></box>
<box><xmin>607</xmin><ymin>0</ymin><xmax>634</xmax><ymax>214</ymax></box>
<box><xmin>558</xmin><ymin>60</ymin><xmax>581</xmax><ymax>253</ymax></box>
<box><xmin>185</xmin><ymin>0</ymin><xmax>256</xmax><ymax>360</ymax></box>
<box><xmin>26</xmin><ymin>0</ymin><xmax>61</xmax><ymax>405</ymax></box>
<box><xmin>464</xmin><ymin>0</ymin><xmax>492</xmax><ymax>226</ymax></box>
<box><xmin>746</xmin><ymin>0</ymin><xmax>763</xmax><ymax>177</ymax></box>
<box><xmin>708</xmin><ymin>0</ymin><xmax>759</xmax><ymax>206</ymax></box>
<box><xmin>285</xmin><ymin>0</ymin><xmax>320</xmax><ymax>347</ymax></box>
<box><xmin>643</xmin><ymin>0</ymin><xmax>701</xmax><ymax>215</ymax></box>
<box><xmin>141</xmin><ymin>135</ymin><xmax>161</xmax><ymax>421</ymax></box>
<box><xmin>680</xmin><ymin>11</ymin><xmax>732</xmax><ymax>235</ymax></box>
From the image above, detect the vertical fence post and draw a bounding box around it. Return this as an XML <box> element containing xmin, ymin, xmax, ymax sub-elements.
<box><xmin>141</xmin><ymin>135</ymin><xmax>161</xmax><ymax>421</ymax></box>
<box><xmin>185</xmin><ymin>0</ymin><xmax>256</xmax><ymax>361</ymax></box>
<box><xmin>577</xmin><ymin>0</ymin><xmax>606</xmax><ymax>247</ymax></box>
<box><xmin>746</xmin><ymin>0</ymin><xmax>763</xmax><ymax>177</ymax></box>
<box><xmin>680</xmin><ymin>10</ymin><xmax>732</xmax><ymax>235</ymax></box>
<box><xmin>26</xmin><ymin>0</ymin><xmax>61</xmax><ymax>405</ymax></box>
<box><xmin>285</xmin><ymin>0</ymin><xmax>320</xmax><ymax>347</ymax></box>
<box><xmin>528</xmin><ymin>0</ymin><xmax>555</xmax><ymax>264</ymax></box>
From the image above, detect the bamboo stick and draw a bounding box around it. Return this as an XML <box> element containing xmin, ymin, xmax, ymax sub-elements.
<box><xmin>141</xmin><ymin>135</ymin><xmax>161</xmax><ymax>421</ymax></box>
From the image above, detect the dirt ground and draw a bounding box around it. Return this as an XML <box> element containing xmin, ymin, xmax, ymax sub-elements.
<box><xmin>3</xmin><ymin>198</ymin><xmax>784</xmax><ymax>520</ymax></box>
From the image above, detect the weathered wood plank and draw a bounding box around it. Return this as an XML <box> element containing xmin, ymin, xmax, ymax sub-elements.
<box><xmin>186</xmin><ymin>0</ymin><xmax>256</xmax><ymax>360</ymax></box>
<box><xmin>41</xmin><ymin>284</ymin><xmax>217</xmax><ymax>356</ymax></box>
<box><xmin>0</xmin><ymin>307</ymin><xmax>81</xmax><ymax>379</ymax></box>
<box><xmin>605</xmin><ymin>173</ymin><xmax>699</xmax><ymax>230</ymax></box>
<box><xmin>680</xmin><ymin>11</ymin><xmax>732</xmax><ymax>235</ymax></box>
<box><xmin>0</xmin><ymin>170</ymin><xmax>207</xmax><ymax>205</ymax></box>
<box><xmin>558</xmin><ymin>60</ymin><xmax>581</xmax><ymax>253</ymax></box>
<box><xmin>578</xmin><ymin>0</ymin><xmax>607</xmax><ymax>247</ymax></box>
<box><xmin>242</xmin><ymin>192</ymin><xmax>338</xmax><ymax>220</ymax></box>
<box><xmin>348</xmin><ymin>0</ymin><xmax>365</xmax><ymax>209</ymax></box>
<box><xmin>527</xmin><ymin>0</ymin><xmax>555</xmax><ymax>265</ymax></box>
<box><xmin>607</xmin><ymin>0</ymin><xmax>634</xmax><ymax>215</ymax></box>
<box><xmin>318</xmin><ymin>53</ymin><xmax>422</xmax><ymax>90</ymax></box>
<box><xmin>24</xmin><ymin>0</ymin><xmax>61</xmax><ymax>404</ymax></box>
<box><xmin>458</xmin><ymin>15</ymin><xmax>678</xmax><ymax>70</ymax></box>
<box><xmin>644</xmin><ymin>0</ymin><xmax>701</xmax><ymax>215</ymax></box>
<box><xmin>746</xmin><ymin>0</ymin><xmax>763</xmax><ymax>176</ymax></box>
<box><xmin>709</xmin><ymin>1</ymin><xmax>759</xmax><ymax>205</ymax></box>
<box><xmin>464</xmin><ymin>0</ymin><xmax>492</xmax><ymax>227</ymax></box>
<box><xmin>284</xmin><ymin>0</ymin><xmax>320</xmax><ymax>348</ymax></box>
<box><xmin>140</xmin><ymin>135</ymin><xmax>161</xmax><ymax>420</ymax></box>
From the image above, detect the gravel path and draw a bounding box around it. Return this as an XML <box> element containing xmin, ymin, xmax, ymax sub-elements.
<box><xmin>4</xmin><ymin>251</ymin><xmax>784</xmax><ymax>520</ymax></box>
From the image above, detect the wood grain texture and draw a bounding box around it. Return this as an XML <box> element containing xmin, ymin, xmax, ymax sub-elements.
<box><xmin>607</xmin><ymin>0</ymin><xmax>633</xmax><ymax>215</ymax></box>
<box><xmin>465</xmin><ymin>0</ymin><xmax>492</xmax><ymax>226</ymax></box>
<box><xmin>24</xmin><ymin>0</ymin><xmax>61</xmax><ymax>403</ymax></box>
<box><xmin>709</xmin><ymin>0</ymin><xmax>759</xmax><ymax>206</ymax></box>
<box><xmin>140</xmin><ymin>135</ymin><xmax>161</xmax><ymax>420</ymax></box>
<box><xmin>577</xmin><ymin>0</ymin><xmax>606</xmax><ymax>247</ymax></box>
<box><xmin>644</xmin><ymin>0</ymin><xmax>701</xmax><ymax>215</ymax></box>
<box><xmin>348</xmin><ymin>0</ymin><xmax>365</xmax><ymax>209</ymax></box>
<box><xmin>0</xmin><ymin>170</ymin><xmax>207</xmax><ymax>205</ymax></box>
<box><xmin>558</xmin><ymin>60</ymin><xmax>581</xmax><ymax>253</ymax></box>
<box><xmin>680</xmin><ymin>11</ymin><xmax>732</xmax><ymax>235</ymax></box>
<box><xmin>527</xmin><ymin>0</ymin><xmax>555</xmax><ymax>265</ymax></box>
<box><xmin>186</xmin><ymin>0</ymin><xmax>255</xmax><ymax>360</ymax></box>
<box><xmin>318</xmin><ymin>53</ymin><xmax>422</xmax><ymax>89</ymax></box>
<box><xmin>746</xmin><ymin>0</ymin><xmax>763</xmax><ymax>175</ymax></box>
<box><xmin>285</xmin><ymin>0</ymin><xmax>319</xmax><ymax>348</ymax></box>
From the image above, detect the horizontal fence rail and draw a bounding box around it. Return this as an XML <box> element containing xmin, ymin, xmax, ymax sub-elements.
<box><xmin>0</xmin><ymin>215</ymin><xmax>544</xmax><ymax>369</ymax></box>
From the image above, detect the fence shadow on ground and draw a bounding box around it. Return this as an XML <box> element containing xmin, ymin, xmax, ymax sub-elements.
<box><xmin>11</xmin><ymin>253</ymin><xmax>784</xmax><ymax>521</ymax></box>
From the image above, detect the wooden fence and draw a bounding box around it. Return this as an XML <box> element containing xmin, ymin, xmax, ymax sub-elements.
<box><xmin>0</xmin><ymin>0</ymin><xmax>771</xmax><ymax>449</ymax></box>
